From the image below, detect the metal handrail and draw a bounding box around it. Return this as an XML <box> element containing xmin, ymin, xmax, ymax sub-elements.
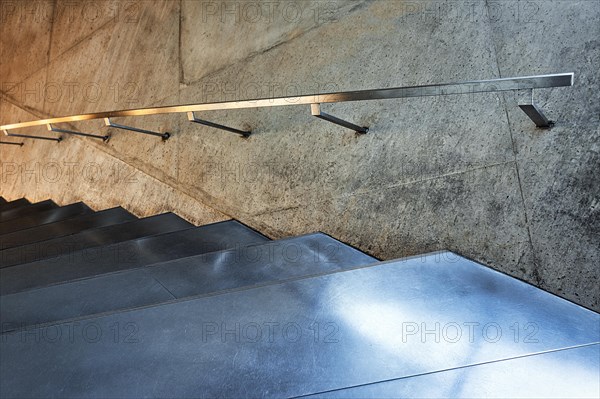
<box><xmin>1</xmin><ymin>73</ymin><xmax>573</xmax><ymax>142</ymax></box>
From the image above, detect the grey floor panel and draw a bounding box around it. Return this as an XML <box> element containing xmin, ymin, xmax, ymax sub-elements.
<box><xmin>0</xmin><ymin>202</ymin><xmax>92</xmax><ymax>235</ymax></box>
<box><xmin>0</xmin><ymin>233</ymin><xmax>375</xmax><ymax>329</ymax></box>
<box><xmin>0</xmin><ymin>198</ymin><xmax>29</xmax><ymax>212</ymax></box>
<box><xmin>0</xmin><ymin>213</ymin><xmax>193</xmax><ymax>268</ymax></box>
<box><xmin>0</xmin><ymin>207</ymin><xmax>135</xmax><ymax>250</ymax></box>
<box><xmin>0</xmin><ymin>252</ymin><xmax>597</xmax><ymax>398</ymax></box>
<box><xmin>304</xmin><ymin>344</ymin><xmax>600</xmax><ymax>398</ymax></box>
<box><xmin>0</xmin><ymin>220</ymin><xmax>268</xmax><ymax>295</ymax></box>
<box><xmin>0</xmin><ymin>199</ymin><xmax>57</xmax><ymax>222</ymax></box>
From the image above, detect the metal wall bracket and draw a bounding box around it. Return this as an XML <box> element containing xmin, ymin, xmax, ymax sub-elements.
<box><xmin>3</xmin><ymin>129</ymin><xmax>62</xmax><ymax>142</ymax></box>
<box><xmin>187</xmin><ymin>112</ymin><xmax>250</xmax><ymax>137</ymax></box>
<box><xmin>311</xmin><ymin>104</ymin><xmax>368</xmax><ymax>134</ymax></box>
<box><xmin>518</xmin><ymin>89</ymin><xmax>554</xmax><ymax>128</ymax></box>
<box><xmin>47</xmin><ymin>124</ymin><xmax>109</xmax><ymax>141</ymax></box>
<box><xmin>0</xmin><ymin>141</ymin><xmax>24</xmax><ymax>146</ymax></box>
<box><xmin>104</xmin><ymin>118</ymin><xmax>170</xmax><ymax>140</ymax></box>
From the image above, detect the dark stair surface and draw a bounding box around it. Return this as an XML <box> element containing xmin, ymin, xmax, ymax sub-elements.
<box><xmin>0</xmin><ymin>197</ymin><xmax>5</xmax><ymax>205</ymax></box>
<box><xmin>0</xmin><ymin>198</ymin><xmax>30</xmax><ymax>212</ymax></box>
<box><xmin>0</xmin><ymin>199</ymin><xmax>58</xmax><ymax>222</ymax></box>
<box><xmin>0</xmin><ymin>233</ymin><xmax>375</xmax><ymax>330</ymax></box>
<box><xmin>0</xmin><ymin>197</ymin><xmax>598</xmax><ymax>398</ymax></box>
<box><xmin>0</xmin><ymin>213</ymin><xmax>192</xmax><ymax>268</ymax></box>
<box><xmin>0</xmin><ymin>220</ymin><xmax>269</xmax><ymax>295</ymax></box>
<box><xmin>0</xmin><ymin>207</ymin><xmax>135</xmax><ymax>250</ymax></box>
<box><xmin>0</xmin><ymin>202</ymin><xmax>93</xmax><ymax>235</ymax></box>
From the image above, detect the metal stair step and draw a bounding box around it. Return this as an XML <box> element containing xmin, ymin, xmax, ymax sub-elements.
<box><xmin>0</xmin><ymin>202</ymin><xmax>93</xmax><ymax>235</ymax></box>
<box><xmin>0</xmin><ymin>233</ymin><xmax>375</xmax><ymax>330</ymax></box>
<box><xmin>304</xmin><ymin>344</ymin><xmax>600</xmax><ymax>398</ymax></box>
<box><xmin>0</xmin><ymin>200</ymin><xmax>58</xmax><ymax>222</ymax></box>
<box><xmin>0</xmin><ymin>252</ymin><xmax>597</xmax><ymax>398</ymax></box>
<box><xmin>0</xmin><ymin>220</ymin><xmax>268</xmax><ymax>295</ymax></box>
<box><xmin>0</xmin><ymin>198</ymin><xmax>30</xmax><ymax>212</ymax></box>
<box><xmin>0</xmin><ymin>207</ymin><xmax>136</xmax><ymax>250</ymax></box>
<box><xmin>0</xmin><ymin>213</ymin><xmax>193</xmax><ymax>268</ymax></box>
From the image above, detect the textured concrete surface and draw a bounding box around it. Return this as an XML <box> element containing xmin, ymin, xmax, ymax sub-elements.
<box><xmin>1</xmin><ymin>0</ymin><xmax>598</xmax><ymax>310</ymax></box>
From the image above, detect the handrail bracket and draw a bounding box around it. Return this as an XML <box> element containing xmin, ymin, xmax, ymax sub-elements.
<box><xmin>104</xmin><ymin>118</ymin><xmax>170</xmax><ymax>140</ymax></box>
<box><xmin>47</xmin><ymin>124</ymin><xmax>109</xmax><ymax>141</ymax></box>
<box><xmin>2</xmin><ymin>129</ymin><xmax>62</xmax><ymax>142</ymax></box>
<box><xmin>518</xmin><ymin>89</ymin><xmax>554</xmax><ymax>129</ymax></box>
<box><xmin>311</xmin><ymin>103</ymin><xmax>368</xmax><ymax>134</ymax></box>
<box><xmin>187</xmin><ymin>112</ymin><xmax>250</xmax><ymax>137</ymax></box>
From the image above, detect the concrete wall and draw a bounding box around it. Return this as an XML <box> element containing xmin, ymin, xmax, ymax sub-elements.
<box><xmin>1</xmin><ymin>0</ymin><xmax>598</xmax><ymax>310</ymax></box>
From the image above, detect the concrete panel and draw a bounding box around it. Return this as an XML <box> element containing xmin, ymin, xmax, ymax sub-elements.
<box><xmin>253</xmin><ymin>162</ymin><xmax>536</xmax><ymax>287</ymax></box>
<box><xmin>0</xmin><ymin>0</ymin><xmax>53</xmax><ymax>89</ymax></box>
<box><xmin>180</xmin><ymin>0</ymin><xmax>367</xmax><ymax>84</ymax></box>
<box><xmin>1</xmin><ymin>64</ymin><xmax>49</xmax><ymax>116</ymax></box>
<box><xmin>509</xmin><ymin>121</ymin><xmax>599</xmax><ymax>310</ymax></box>
<box><xmin>487</xmin><ymin>0</ymin><xmax>600</xmax><ymax>310</ymax></box>
<box><xmin>44</xmin><ymin>0</ymin><xmax>180</xmax><ymax>116</ymax></box>
<box><xmin>49</xmin><ymin>0</ymin><xmax>124</xmax><ymax>61</ymax></box>
<box><xmin>489</xmin><ymin>0</ymin><xmax>600</xmax><ymax>124</ymax></box>
<box><xmin>177</xmin><ymin>0</ymin><xmax>512</xmax><ymax>214</ymax></box>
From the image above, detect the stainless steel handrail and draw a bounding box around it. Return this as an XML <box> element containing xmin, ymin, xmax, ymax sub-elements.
<box><xmin>1</xmin><ymin>73</ymin><xmax>573</xmax><ymax>141</ymax></box>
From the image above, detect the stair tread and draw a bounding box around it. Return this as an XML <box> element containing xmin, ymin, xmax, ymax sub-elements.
<box><xmin>0</xmin><ymin>220</ymin><xmax>268</xmax><ymax>295</ymax></box>
<box><xmin>1</xmin><ymin>252</ymin><xmax>597</xmax><ymax>398</ymax></box>
<box><xmin>0</xmin><ymin>213</ymin><xmax>193</xmax><ymax>268</ymax></box>
<box><xmin>0</xmin><ymin>199</ymin><xmax>57</xmax><ymax>222</ymax></box>
<box><xmin>0</xmin><ymin>202</ymin><xmax>93</xmax><ymax>235</ymax></box>
<box><xmin>304</xmin><ymin>344</ymin><xmax>600</xmax><ymax>398</ymax></box>
<box><xmin>0</xmin><ymin>207</ymin><xmax>135</xmax><ymax>250</ymax></box>
<box><xmin>0</xmin><ymin>233</ymin><xmax>375</xmax><ymax>329</ymax></box>
<box><xmin>0</xmin><ymin>198</ymin><xmax>30</xmax><ymax>212</ymax></box>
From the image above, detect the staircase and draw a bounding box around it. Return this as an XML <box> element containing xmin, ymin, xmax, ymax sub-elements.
<box><xmin>1</xmin><ymin>197</ymin><xmax>598</xmax><ymax>398</ymax></box>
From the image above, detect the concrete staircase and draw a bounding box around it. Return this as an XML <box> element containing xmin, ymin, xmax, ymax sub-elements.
<box><xmin>0</xmin><ymin>197</ymin><xmax>598</xmax><ymax>398</ymax></box>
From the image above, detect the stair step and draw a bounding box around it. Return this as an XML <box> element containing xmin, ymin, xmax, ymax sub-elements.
<box><xmin>0</xmin><ymin>200</ymin><xmax>58</xmax><ymax>222</ymax></box>
<box><xmin>0</xmin><ymin>198</ymin><xmax>30</xmax><ymax>212</ymax></box>
<box><xmin>0</xmin><ymin>207</ymin><xmax>136</xmax><ymax>250</ymax></box>
<box><xmin>0</xmin><ymin>202</ymin><xmax>93</xmax><ymax>235</ymax></box>
<box><xmin>0</xmin><ymin>233</ymin><xmax>375</xmax><ymax>330</ymax></box>
<box><xmin>0</xmin><ymin>252</ymin><xmax>597</xmax><ymax>398</ymax></box>
<box><xmin>1</xmin><ymin>220</ymin><xmax>268</xmax><ymax>295</ymax></box>
<box><xmin>304</xmin><ymin>344</ymin><xmax>600</xmax><ymax>398</ymax></box>
<box><xmin>0</xmin><ymin>213</ymin><xmax>193</xmax><ymax>268</ymax></box>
